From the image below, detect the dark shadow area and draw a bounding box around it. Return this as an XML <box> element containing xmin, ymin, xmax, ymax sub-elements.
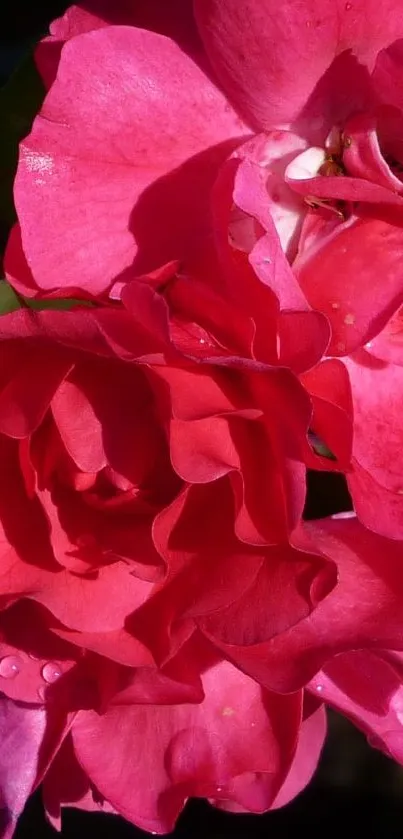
<box><xmin>304</xmin><ymin>470</ymin><xmax>352</xmax><ymax>520</ymax></box>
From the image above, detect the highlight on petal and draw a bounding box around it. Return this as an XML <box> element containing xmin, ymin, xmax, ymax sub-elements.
<box><xmin>15</xmin><ymin>26</ymin><xmax>248</xmax><ymax>296</ymax></box>
<box><xmin>0</xmin><ymin>698</ymin><xmax>47</xmax><ymax>837</ymax></box>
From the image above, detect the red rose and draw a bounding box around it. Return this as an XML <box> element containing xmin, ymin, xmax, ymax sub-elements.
<box><xmin>0</xmin><ymin>260</ymin><xmax>341</xmax><ymax>830</ymax></box>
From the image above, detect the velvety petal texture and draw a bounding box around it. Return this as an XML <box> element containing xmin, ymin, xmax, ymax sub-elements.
<box><xmin>194</xmin><ymin>0</ymin><xmax>403</xmax><ymax>133</ymax></box>
<box><xmin>5</xmin><ymin>0</ymin><xmax>403</xmax><ymax>833</ymax></box>
<box><xmin>15</xmin><ymin>27</ymin><xmax>248</xmax><ymax>295</ymax></box>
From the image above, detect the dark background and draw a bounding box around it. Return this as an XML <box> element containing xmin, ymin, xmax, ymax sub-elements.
<box><xmin>2</xmin><ymin>1</ymin><xmax>403</xmax><ymax>835</ymax></box>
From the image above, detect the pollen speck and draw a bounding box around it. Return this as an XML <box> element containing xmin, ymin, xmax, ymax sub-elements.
<box><xmin>222</xmin><ymin>706</ymin><xmax>235</xmax><ymax>717</ymax></box>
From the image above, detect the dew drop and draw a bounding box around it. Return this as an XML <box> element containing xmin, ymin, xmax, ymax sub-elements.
<box><xmin>316</xmin><ymin>684</ymin><xmax>324</xmax><ymax>693</ymax></box>
<box><xmin>199</xmin><ymin>338</ymin><xmax>206</xmax><ymax>344</ymax></box>
<box><xmin>0</xmin><ymin>655</ymin><xmax>22</xmax><ymax>679</ymax></box>
<box><xmin>345</xmin><ymin>2</ymin><xmax>352</xmax><ymax>9</ymax></box>
<box><xmin>331</xmin><ymin>301</ymin><xmax>340</xmax><ymax>310</ymax></box>
<box><xmin>41</xmin><ymin>661</ymin><xmax>62</xmax><ymax>684</ymax></box>
<box><xmin>216</xmin><ymin>787</ymin><xmax>223</xmax><ymax>793</ymax></box>
<box><xmin>343</xmin><ymin>312</ymin><xmax>356</xmax><ymax>326</ymax></box>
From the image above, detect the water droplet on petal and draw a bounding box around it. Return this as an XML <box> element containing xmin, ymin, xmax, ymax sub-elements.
<box><xmin>41</xmin><ymin>661</ymin><xmax>62</xmax><ymax>684</ymax></box>
<box><xmin>216</xmin><ymin>787</ymin><xmax>223</xmax><ymax>793</ymax></box>
<box><xmin>316</xmin><ymin>684</ymin><xmax>324</xmax><ymax>692</ymax></box>
<box><xmin>331</xmin><ymin>301</ymin><xmax>340</xmax><ymax>310</ymax></box>
<box><xmin>345</xmin><ymin>2</ymin><xmax>352</xmax><ymax>9</ymax></box>
<box><xmin>0</xmin><ymin>655</ymin><xmax>22</xmax><ymax>679</ymax></box>
<box><xmin>28</xmin><ymin>653</ymin><xmax>39</xmax><ymax>660</ymax></box>
<box><xmin>343</xmin><ymin>312</ymin><xmax>355</xmax><ymax>326</ymax></box>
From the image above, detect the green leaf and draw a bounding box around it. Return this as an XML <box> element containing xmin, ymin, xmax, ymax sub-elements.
<box><xmin>0</xmin><ymin>280</ymin><xmax>94</xmax><ymax>316</ymax></box>
<box><xmin>25</xmin><ymin>297</ymin><xmax>93</xmax><ymax>310</ymax></box>
<box><xmin>0</xmin><ymin>52</ymin><xmax>45</xmax><ymax>257</ymax></box>
<box><xmin>308</xmin><ymin>430</ymin><xmax>337</xmax><ymax>461</ymax></box>
<box><xmin>0</xmin><ymin>280</ymin><xmax>21</xmax><ymax>314</ymax></box>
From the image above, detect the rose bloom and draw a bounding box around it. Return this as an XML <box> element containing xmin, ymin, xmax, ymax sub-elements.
<box><xmin>0</xmin><ymin>260</ymin><xmax>331</xmax><ymax>834</ymax></box>
<box><xmin>0</xmin><ymin>259</ymin><xmax>401</xmax><ymax>833</ymax></box>
<box><xmin>4</xmin><ymin>0</ymin><xmax>403</xmax><ymax>833</ymax></box>
<box><xmin>6</xmin><ymin>0</ymin><xmax>403</xmax><ymax>540</ymax></box>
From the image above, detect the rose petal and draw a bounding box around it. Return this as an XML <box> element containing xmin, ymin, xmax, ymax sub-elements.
<box><xmin>16</xmin><ymin>26</ymin><xmax>247</xmax><ymax>295</ymax></box>
<box><xmin>72</xmin><ymin>660</ymin><xmax>301</xmax><ymax>832</ymax></box>
<box><xmin>194</xmin><ymin>0</ymin><xmax>402</xmax><ymax>133</ymax></box>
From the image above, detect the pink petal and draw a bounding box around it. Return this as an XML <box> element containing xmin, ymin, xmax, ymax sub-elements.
<box><xmin>0</xmin><ymin>699</ymin><xmax>47</xmax><ymax>837</ymax></box>
<box><xmin>309</xmin><ymin>649</ymin><xmax>403</xmax><ymax>764</ymax></box>
<box><xmin>3</xmin><ymin>225</ymin><xmax>38</xmax><ymax>298</ymax></box>
<box><xmin>36</xmin><ymin>0</ymin><xmax>204</xmax><ymax>88</ymax></box>
<box><xmin>271</xmin><ymin>703</ymin><xmax>326</xmax><ymax>808</ymax></box>
<box><xmin>199</xmin><ymin>545</ymin><xmax>336</xmax><ymax>645</ymax></box>
<box><xmin>232</xmin><ymin>157</ymin><xmax>311</xmax><ymax>310</ymax></box>
<box><xmin>347</xmin><ymin>458</ymin><xmax>403</xmax><ymax>540</ymax></box>
<box><xmin>372</xmin><ymin>39</ymin><xmax>403</xmax><ymax>111</ymax></box>
<box><xmin>71</xmin><ymin>660</ymin><xmax>301</xmax><ymax>831</ymax></box>
<box><xmin>296</xmin><ymin>215</ymin><xmax>403</xmax><ymax>355</ymax></box>
<box><xmin>233</xmin><ymin>132</ymin><xmax>308</xmax><ymax>261</ymax></box>
<box><xmin>278</xmin><ymin>311</ymin><xmax>330</xmax><ymax>375</ymax></box>
<box><xmin>342</xmin><ymin>111</ymin><xmax>403</xmax><ymax>192</ymax></box>
<box><xmin>0</xmin><ymin>440</ymin><xmax>154</xmax><ymax>633</ymax></box>
<box><xmin>344</xmin><ymin>352</ymin><xmax>403</xmax><ymax>493</ymax></box>
<box><xmin>194</xmin><ymin>0</ymin><xmax>403</xmax><ymax>133</ymax></box>
<box><xmin>43</xmin><ymin>733</ymin><xmax>111</xmax><ymax>831</ymax></box>
<box><xmin>286</xmin><ymin>170</ymin><xmax>403</xmax><ymax>206</ymax></box>
<box><xmin>201</xmin><ymin>516</ymin><xmax>403</xmax><ymax>692</ymax></box>
<box><xmin>16</xmin><ymin>26</ymin><xmax>248</xmax><ymax>296</ymax></box>
<box><xmin>302</xmin><ymin>359</ymin><xmax>353</xmax><ymax>470</ymax></box>
<box><xmin>0</xmin><ymin>340</ymin><xmax>73</xmax><ymax>438</ymax></box>
<box><xmin>366</xmin><ymin>305</ymin><xmax>403</xmax><ymax>365</ymax></box>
